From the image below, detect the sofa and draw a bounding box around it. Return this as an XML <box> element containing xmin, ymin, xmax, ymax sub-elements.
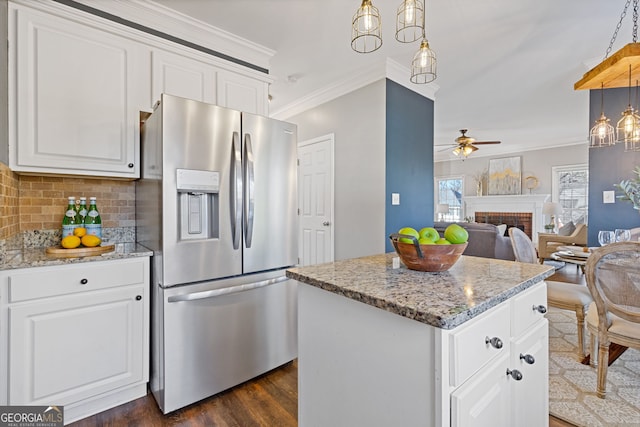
<box><xmin>434</xmin><ymin>222</ymin><xmax>515</xmax><ymax>261</ymax></box>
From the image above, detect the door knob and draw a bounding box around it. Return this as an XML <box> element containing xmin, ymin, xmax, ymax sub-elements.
<box><xmin>322</xmin><ymin>221</ymin><xmax>330</xmax><ymax>226</ymax></box>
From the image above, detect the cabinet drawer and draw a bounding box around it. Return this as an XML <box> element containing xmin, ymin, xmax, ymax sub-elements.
<box><xmin>511</xmin><ymin>282</ymin><xmax>547</xmax><ymax>337</ymax></box>
<box><xmin>449</xmin><ymin>303</ymin><xmax>509</xmax><ymax>387</ymax></box>
<box><xmin>8</xmin><ymin>258</ymin><xmax>146</xmax><ymax>303</ymax></box>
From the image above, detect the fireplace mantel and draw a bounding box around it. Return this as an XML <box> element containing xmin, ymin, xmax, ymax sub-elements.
<box><xmin>465</xmin><ymin>194</ymin><xmax>551</xmax><ymax>241</ymax></box>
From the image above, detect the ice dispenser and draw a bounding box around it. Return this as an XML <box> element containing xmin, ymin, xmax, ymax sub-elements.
<box><xmin>176</xmin><ymin>169</ymin><xmax>220</xmax><ymax>240</ymax></box>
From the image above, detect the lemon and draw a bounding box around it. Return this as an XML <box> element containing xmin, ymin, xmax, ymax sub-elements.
<box><xmin>81</xmin><ymin>235</ymin><xmax>101</xmax><ymax>247</ymax></box>
<box><xmin>61</xmin><ymin>235</ymin><xmax>81</xmax><ymax>249</ymax></box>
<box><xmin>73</xmin><ymin>227</ymin><xmax>87</xmax><ymax>237</ymax></box>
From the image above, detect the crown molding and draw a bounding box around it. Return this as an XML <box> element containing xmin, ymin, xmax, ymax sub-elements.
<box><xmin>63</xmin><ymin>0</ymin><xmax>275</xmax><ymax>70</ymax></box>
<box><xmin>271</xmin><ymin>58</ymin><xmax>440</xmax><ymax>120</ymax></box>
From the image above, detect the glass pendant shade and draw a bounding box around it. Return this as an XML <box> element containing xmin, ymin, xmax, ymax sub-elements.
<box><xmin>616</xmin><ymin>105</ymin><xmax>640</xmax><ymax>143</ymax></box>
<box><xmin>452</xmin><ymin>144</ymin><xmax>476</xmax><ymax>157</ymax></box>
<box><xmin>590</xmin><ymin>113</ymin><xmax>615</xmax><ymax>147</ymax></box>
<box><xmin>410</xmin><ymin>39</ymin><xmax>436</xmax><ymax>84</ymax></box>
<box><xmin>351</xmin><ymin>0</ymin><xmax>382</xmax><ymax>53</ymax></box>
<box><xmin>395</xmin><ymin>0</ymin><xmax>424</xmax><ymax>43</ymax></box>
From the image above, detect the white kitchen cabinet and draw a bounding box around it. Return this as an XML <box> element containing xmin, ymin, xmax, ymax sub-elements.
<box><xmin>450</xmin><ymin>283</ymin><xmax>549</xmax><ymax>427</ymax></box>
<box><xmin>9</xmin><ymin>4</ymin><xmax>150</xmax><ymax>178</ymax></box>
<box><xmin>217</xmin><ymin>69</ymin><xmax>269</xmax><ymax>115</ymax></box>
<box><xmin>0</xmin><ymin>257</ymin><xmax>150</xmax><ymax>425</ymax></box>
<box><xmin>151</xmin><ymin>49</ymin><xmax>217</xmax><ymax>104</ymax></box>
<box><xmin>298</xmin><ymin>280</ymin><xmax>549</xmax><ymax>427</ymax></box>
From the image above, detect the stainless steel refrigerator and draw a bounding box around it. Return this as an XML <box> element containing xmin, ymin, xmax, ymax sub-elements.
<box><xmin>136</xmin><ymin>94</ymin><xmax>298</xmax><ymax>414</ymax></box>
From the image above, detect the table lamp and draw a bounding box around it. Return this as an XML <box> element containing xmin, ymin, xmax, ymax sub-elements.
<box><xmin>436</xmin><ymin>203</ymin><xmax>449</xmax><ymax>221</ymax></box>
<box><xmin>542</xmin><ymin>202</ymin><xmax>562</xmax><ymax>232</ymax></box>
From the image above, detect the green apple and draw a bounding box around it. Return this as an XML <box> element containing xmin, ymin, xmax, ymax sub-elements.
<box><xmin>419</xmin><ymin>227</ymin><xmax>440</xmax><ymax>242</ymax></box>
<box><xmin>444</xmin><ymin>224</ymin><xmax>469</xmax><ymax>244</ymax></box>
<box><xmin>435</xmin><ymin>237</ymin><xmax>452</xmax><ymax>245</ymax></box>
<box><xmin>398</xmin><ymin>227</ymin><xmax>419</xmax><ymax>243</ymax></box>
<box><xmin>418</xmin><ymin>237</ymin><xmax>436</xmax><ymax>245</ymax></box>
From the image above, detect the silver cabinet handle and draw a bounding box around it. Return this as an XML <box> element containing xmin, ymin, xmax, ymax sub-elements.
<box><xmin>533</xmin><ymin>304</ymin><xmax>547</xmax><ymax>314</ymax></box>
<box><xmin>485</xmin><ymin>336</ymin><xmax>503</xmax><ymax>349</ymax></box>
<box><xmin>520</xmin><ymin>353</ymin><xmax>535</xmax><ymax>364</ymax></box>
<box><xmin>507</xmin><ymin>368</ymin><xmax>523</xmax><ymax>381</ymax></box>
<box><xmin>322</xmin><ymin>221</ymin><xmax>330</xmax><ymax>226</ymax></box>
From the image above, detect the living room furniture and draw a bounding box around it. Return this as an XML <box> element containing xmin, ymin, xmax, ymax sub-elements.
<box><xmin>434</xmin><ymin>222</ymin><xmax>515</xmax><ymax>260</ymax></box>
<box><xmin>509</xmin><ymin>227</ymin><xmax>593</xmax><ymax>360</ymax></box>
<box><xmin>538</xmin><ymin>223</ymin><xmax>588</xmax><ymax>263</ymax></box>
<box><xmin>585</xmin><ymin>241</ymin><xmax>640</xmax><ymax>398</ymax></box>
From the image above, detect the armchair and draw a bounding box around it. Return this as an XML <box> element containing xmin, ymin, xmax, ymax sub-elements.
<box><xmin>538</xmin><ymin>223</ymin><xmax>588</xmax><ymax>263</ymax></box>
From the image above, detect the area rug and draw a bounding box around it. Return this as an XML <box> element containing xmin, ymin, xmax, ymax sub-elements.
<box><xmin>548</xmin><ymin>307</ymin><xmax>640</xmax><ymax>426</ymax></box>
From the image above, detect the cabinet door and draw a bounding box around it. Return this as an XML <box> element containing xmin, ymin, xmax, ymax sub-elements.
<box><xmin>8</xmin><ymin>285</ymin><xmax>145</xmax><ymax>405</ymax></box>
<box><xmin>151</xmin><ymin>49</ymin><xmax>217</xmax><ymax>105</ymax></box>
<box><xmin>11</xmin><ymin>6</ymin><xmax>149</xmax><ymax>178</ymax></box>
<box><xmin>450</xmin><ymin>353</ymin><xmax>511</xmax><ymax>427</ymax></box>
<box><xmin>217</xmin><ymin>69</ymin><xmax>268</xmax><ymax>115</ymax></box>
<box><xmin>510</xmin><ymin>319</ymin><xmax>549</xmax><ymax>427</ymax></box>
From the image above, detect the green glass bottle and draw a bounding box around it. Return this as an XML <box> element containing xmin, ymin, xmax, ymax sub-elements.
<box><xmin>84</xmin><ymin>196</ymin><xmax>102</xmax><ymax>239</ymax></box>
<box><xmin>61</xmin><ymin>196</ymin><xmax>79</xmax><ymax>237</ymax></box>
<box><xmin>78</xmin><ymin>197</ymin><xmax>88</xmax><ymax>224</ymax></box>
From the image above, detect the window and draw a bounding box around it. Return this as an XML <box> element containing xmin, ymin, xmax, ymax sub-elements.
<box><xmin>435</xmin><ymin>176</ymin><xmax>463</xmax><ymax>221</ymax></box>
<box><xmin>552</xmin><ymin>164</ymin><xmax>588</xmax><ymax>226</ymax></box>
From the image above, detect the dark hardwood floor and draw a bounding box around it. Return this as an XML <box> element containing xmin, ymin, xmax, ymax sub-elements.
<box><xmin>70</xmin><ymin>265</ymin><xmax>584</xmax><ymax>427</ymax></box>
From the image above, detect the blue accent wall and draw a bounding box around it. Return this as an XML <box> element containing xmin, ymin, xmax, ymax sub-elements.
<box><xmin>588</xmin><ymin>87</ymin><xmax>640</xmax><ymax>245</ymax></box>
<box><xmin>385</xmin><ymin>79</ymin><xmax>435</xmax><ymax>251</ymax></box>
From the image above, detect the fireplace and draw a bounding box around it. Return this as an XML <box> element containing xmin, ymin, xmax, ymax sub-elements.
<box><xmin>475</xmin><ymin>212</ymin><xmax>533</xmax><ymax>238</ymax></box>
<box><xmin>464</xmin><ymin>194</ymin><xmax>550</xmax><ymax>242</ymax></box>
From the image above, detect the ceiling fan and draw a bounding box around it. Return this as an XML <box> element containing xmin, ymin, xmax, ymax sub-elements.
<box><xmin>437</xmin><ymin>129</ymin><xmax>501</xmax><ymax>158</ymax></box>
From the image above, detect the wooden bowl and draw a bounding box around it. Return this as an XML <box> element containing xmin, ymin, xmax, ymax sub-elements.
<box><xmin>392</xmin><ymin>240</ymin><xmax>468</xmax><ymax>272</ymax></box>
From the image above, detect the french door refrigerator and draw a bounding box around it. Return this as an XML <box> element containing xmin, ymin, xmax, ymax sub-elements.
<box><xmin>136</xmin><ymin>94</ymin><xmax>298</xmax><ymax>414</ymax></box>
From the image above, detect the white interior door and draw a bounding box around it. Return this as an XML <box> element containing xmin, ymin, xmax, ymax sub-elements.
<box><xmin>298</xmin><ymin>134</ymin><xmax>334</xmax><ymax>266</ymax></box>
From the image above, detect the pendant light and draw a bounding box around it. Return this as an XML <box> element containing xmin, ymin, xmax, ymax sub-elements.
<box><xmin>627</xmin><ymin>80</ymin><xmax>640</xmax><ymax>151</ymax></box>
<box><xmin>616</xmin><ymin>65</ymin><xmax>640</xmax><ymax>143</ymax></box>
<box><xmin>351</xmin><ymin>0</ymin><xmax>436</xmax><ymax>84</ymax></box>
<box><xmin>351</xmin><ymin>0</ymin><xmax>382</xmax><ymax>53</ymax></box>
<box><xmin>396</xmin><ymin>0</ymin><xmax>424</xmax><ymax>43</ymax></box>
<box><xmin>410</xmin><ymin>2</ymin><xmax>436</xmax><ymax>84</ymax></box>
<box><xmin>589</xmin><ymin>83</ymin><xmax>615</xmax><ymax>148</ymax></box>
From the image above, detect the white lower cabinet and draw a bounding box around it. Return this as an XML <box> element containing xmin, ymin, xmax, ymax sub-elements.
<box><xmin>0</xmin><ymin>257</ymin><xmax>150</xmax><ymax>425</ymax></box>
<box><xmin>449</xmin><ymin>282</ymin><xmax>549</xmax><ymax>427</ymax></box>
<box><xmin>298</xmin><ymin>281</ymin><xmax>549</xmax><ymax>427</ymax></box>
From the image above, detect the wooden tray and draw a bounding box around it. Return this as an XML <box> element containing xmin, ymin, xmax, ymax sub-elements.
<box><xmin>46</xmin><ymin>244</ymin><xmax>115</xmax><ymax>258</ymax></box>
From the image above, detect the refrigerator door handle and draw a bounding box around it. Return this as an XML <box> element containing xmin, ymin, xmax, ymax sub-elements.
<box><xmin>230</xmin><ymin>131</ymin><xmax>243</xmax><ymax>250</ymax></box>
<box><xmin>243</xmin><ymin>133</ymin><xmax>255</xmax><ymax>248</ymax></box>
<box><xmin>167</xmin><ymin>276</ymin><xmax>289</xmax><ymax>302</ymax></box>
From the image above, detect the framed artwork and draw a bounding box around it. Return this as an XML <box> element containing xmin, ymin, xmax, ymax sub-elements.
<box><xmin>488</xmin><ymin>156</ymin><xmax>522</xmax><ymax>195</ymax></box>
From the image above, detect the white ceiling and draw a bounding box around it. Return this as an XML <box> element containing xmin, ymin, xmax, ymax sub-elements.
<box><xmin>151</xmin><ymin>0</ymin><xmax>629</xmax><ymax>161</ymax></box>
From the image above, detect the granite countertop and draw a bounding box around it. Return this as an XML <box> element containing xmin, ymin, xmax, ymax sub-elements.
<box><xmin>286</xmin><ymin>253</ymin><xmax>554</xmax><ymax>330</ymax></box>
<box><xmin>0</xmin><ymin>243</ymin><xmax>153</xmax><ymax>271</ymax></box>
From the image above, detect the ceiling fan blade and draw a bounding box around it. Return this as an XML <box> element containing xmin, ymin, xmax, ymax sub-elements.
<box><xmin>438</xmin><ymin>146</ymin><xmax>455</xmax><ymax>152</ymax></box>
<box><xmin>473</xmin><ymin>141</ymin><xmax>501</xmax><ymax>145</ymax></box>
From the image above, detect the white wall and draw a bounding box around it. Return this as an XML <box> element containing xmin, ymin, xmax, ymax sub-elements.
<box><xmin>288</xmin><ymin>80</ymin><xmax>386</xmax><ymax>261</ymax></box>
<box><xmin>434</xmin><ymin>142</ymin><xmax>588</xmax><ymax>197</ymax></box>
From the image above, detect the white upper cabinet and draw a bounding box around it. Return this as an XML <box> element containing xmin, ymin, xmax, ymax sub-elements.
<box><xmin>151</xmin><ymin>49</ymin><xmax>217</xmax><ymax>105</ymax></box>
<box><xmin>9</xmin><ymin>4</ymin><xmax>150</xmax><ymax>178</ymax></box>
<box><xmin>217</xmin><ymin>69</ymin><xmax>269</xmax><ymax>116</ymax></box>
<box><xmin>7</xmin><ymin>0</ymin><xmax>273</xmax><ymax>179</ymax></box>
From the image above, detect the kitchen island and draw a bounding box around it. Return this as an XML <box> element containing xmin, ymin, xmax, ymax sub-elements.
<box><xmin>287</xmin><ymin>253</ymin><xmax>554</xmax><ymax>427</ymax></box>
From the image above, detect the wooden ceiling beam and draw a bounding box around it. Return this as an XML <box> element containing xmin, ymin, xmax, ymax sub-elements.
<box><xmin>574</xmin><ymin>43</ymin><xmax>640</xmax><ymax>90</ymax></box>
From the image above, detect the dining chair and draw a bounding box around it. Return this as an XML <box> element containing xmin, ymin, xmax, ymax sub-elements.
<box><xmin>509</xmin><ymin>227</ymin><xmax>593</xmax><ymax>359</ymax></box>
<box><xmin>585</xmin><ymin>241</ymin><xmax>640</xmax><ymax>398</ymax></box>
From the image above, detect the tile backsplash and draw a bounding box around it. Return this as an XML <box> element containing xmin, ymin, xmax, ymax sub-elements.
<box><xmin>0</xmin><ymin>162</ymin><xmax>136</xmax><ymax>244</ymax></box>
